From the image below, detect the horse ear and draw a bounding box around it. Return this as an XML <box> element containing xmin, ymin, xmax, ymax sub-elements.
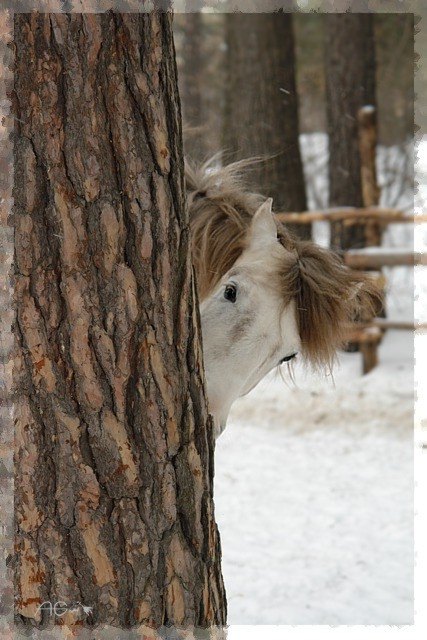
<box><xmin>248</xmin><ymin>198</ymin><xmax>278</xmax><ymax>249</ymax></box>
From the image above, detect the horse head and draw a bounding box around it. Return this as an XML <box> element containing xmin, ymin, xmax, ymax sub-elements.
<box><xmin>186</xmin><ymin>158</ymin><xmax>378</xmax><ymax>435</ymax></box>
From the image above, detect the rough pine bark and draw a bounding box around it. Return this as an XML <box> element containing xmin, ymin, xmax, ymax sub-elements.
<box><xmin>222</xmin><ymin>12</ymin><xmax>310</xmax><ymax>239</ymax></box>
<box><xmin>13</xmin><ymin>11</ymin><xmax>226</xmax><ymax>634</ymax></box>
<box><xmin>325</xmin><ymin>13</ymin><xmax>377</xmax><ymax>250</ymax></box>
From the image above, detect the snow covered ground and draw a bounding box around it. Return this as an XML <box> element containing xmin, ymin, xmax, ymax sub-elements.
<box><xmin>213</xmin><ymin>135</ymin><xmax>425</xmax><ymax>626</ymax></box>
<box><xmin>215</xmin><ymin>336</ymin><xmax>413</xmax><ymax>624</ymax></box>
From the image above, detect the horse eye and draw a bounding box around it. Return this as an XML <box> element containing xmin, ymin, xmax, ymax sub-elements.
<box><xmin>279</xmin><ymin>353</ymin><xmax>297</xmax><ymax>364</ymax></box>
<box><xmin>224</xmin><ymin>284</ymin><xmax>237</xmax><ymax>303</ymax></box>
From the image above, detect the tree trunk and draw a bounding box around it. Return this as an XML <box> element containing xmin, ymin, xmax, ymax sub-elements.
<box><xmin>179</xmin><ymin>10</ymin><xmax>207</xmax><ymax>162</ymax></box>
<box><xmin>325</xmin><ymin>13</ymin><xmax>377</xmax><ymax>250</ymax></box>
<box><xmin>13</xmin><ymin>11</ymin><xmax>226</xmax><ymax>634</ymax></box>
<box><xmin>223</xmin><ymin>11</ymin><xmax>310</xmax><ymax>239</ymax></box>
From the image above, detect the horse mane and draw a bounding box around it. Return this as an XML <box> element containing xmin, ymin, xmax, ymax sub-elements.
<box><xmin>186</xmin><ymin>156</ymin><xmax>379</xmax><ymax>370</ymax></box>
<box><xmin>186</xmin><ymin>155</ymin><xmax>265</xmax><ymax>298</ymax></box>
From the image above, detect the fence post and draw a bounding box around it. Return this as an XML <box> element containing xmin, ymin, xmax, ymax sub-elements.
<box><xmin>358</xmin><ymin>105</ymin><xmax>382</xmax><ymax>246</ymax></box>
<box><xmin>357</xmin><ymin>104</ymin><xmax>386</xmax><ymax>324</ymax></box>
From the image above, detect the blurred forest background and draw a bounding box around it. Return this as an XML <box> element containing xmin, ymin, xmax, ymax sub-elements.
<box><xmin>175</xmin><ymin>12</ymin><xmax>414</xmax><ymax>149</ymax></box>
<box><xmin>174</xmin><ymin>11</ymin><xmax>415</xmax><ymax>248</ymax></box>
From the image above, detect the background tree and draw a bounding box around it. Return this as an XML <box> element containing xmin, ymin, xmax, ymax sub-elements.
<box><xmin>14</xmin><ymin>11</ymin><xmax>226</xmax><ymax>633</ymax></box>
<box><xmin>222</xmin><ymin>10</ymin><xmax>310</xmax><ymax>239</ymax></box>
<box><xmin>375</xmin><ymin>13</ymin><xmax>414</xmax><ymax>146</ymax></box>
<box><xmin>174</xmin><ymin>9</ymin><xmax>225</xmax><ymax>163</ymax></box>
<box><xmin>325</xmin><ymin>13</ymin><xmax>377</xmax><ymax>250</ymax></box>
<box><xmin>178</xmin><ymin>4</ymin><xmax>207</xmax><ymax>161</ymax></box>
<box><xmin>174</xmin><ymin>11</ymin><xmax>414</xmax><ymax>217</ymax></box>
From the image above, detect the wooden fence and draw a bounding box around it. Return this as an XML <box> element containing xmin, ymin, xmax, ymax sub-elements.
<box><xmin>274</xmin><ymin>105</ymin><xmax>425</xmax><ymax>373</ymax></box>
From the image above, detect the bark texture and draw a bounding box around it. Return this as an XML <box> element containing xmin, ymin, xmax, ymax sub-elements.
<box><xmin>13</xmin><ymin>12</ymin><xmax>226</xmax><ymax>633</ymax></box>
<box><xmin>325</xmin><ymin>13</ymin><xmax>377</xmax><ymax>250</ymax></box>
<box><xmin>222</xmin><ymin>12</ymin><xmax>309</xmax><ymax>239</ymax></box>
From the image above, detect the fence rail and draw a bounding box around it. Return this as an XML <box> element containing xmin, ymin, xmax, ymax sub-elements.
<box><xmin>276</xmin><ymin>207</ymin><xmax>427</xmax><ymax>225</ymax></box>
<box><xmin>344</xmin><ymin>249</ymin><xmax>426</xmax><ymax>269</ymax></box>
<box><xmin>357</xmin><ymin>319</ymin><xmax>427</xmax><ymax>332</ymax></box>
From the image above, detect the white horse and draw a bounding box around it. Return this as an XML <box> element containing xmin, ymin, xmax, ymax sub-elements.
<box><xmin>186</xmin><ymin>159</ymin><xmax>377</xmax><ymax>435</ymax></box>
